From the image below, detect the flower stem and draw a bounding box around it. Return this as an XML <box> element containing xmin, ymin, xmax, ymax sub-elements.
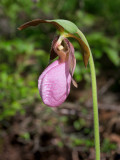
<box><xmin>89</xmin><ymin>52</ymin><xmax>100</xmax><ymax>160</ymax></box>
<box><xmin>77</xmin><ymin>30</ymin><xmax>100</xmax><ymax>160</ymax></box>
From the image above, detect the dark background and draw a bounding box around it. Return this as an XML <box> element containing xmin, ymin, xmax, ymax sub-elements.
<box><xmin>0</xmin><ymin>0</ymin><xmax>120</xmax><ymax>159</ymax></box>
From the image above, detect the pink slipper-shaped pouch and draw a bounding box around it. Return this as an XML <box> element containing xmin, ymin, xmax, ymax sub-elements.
<box><xmin>38</xmin><ymin>37</ymin><xmax>77</xmax><ymax>107</ymax></box>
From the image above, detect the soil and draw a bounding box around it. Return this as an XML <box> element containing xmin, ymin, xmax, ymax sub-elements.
<box><xmin>0</xmin><ymin>75</ymin><xmax>120</xmax><ymax>160</ymax></box>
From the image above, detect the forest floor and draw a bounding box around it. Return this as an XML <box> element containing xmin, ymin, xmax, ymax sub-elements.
<box><xmin>0</xmin><ymin>74</ymin><xmax>120</xmax><ymax>160</ymax></box>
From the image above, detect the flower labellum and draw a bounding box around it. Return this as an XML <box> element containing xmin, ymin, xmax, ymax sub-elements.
<box><xmin>38</xmin><ymin>37</ymin><xmax>77</xmax><ymax>107</ymax></box>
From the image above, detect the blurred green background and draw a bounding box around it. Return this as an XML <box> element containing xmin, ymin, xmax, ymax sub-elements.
<box><xmin>0</xmin><ymin>0</ymin><xmax>120</xmax><ymax>160</ymax></box>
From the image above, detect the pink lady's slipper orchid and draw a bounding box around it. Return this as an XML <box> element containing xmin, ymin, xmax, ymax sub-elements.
<box><xmin>38</xmin><ymin>36</ymin><xmax>77</xmax><ymax>107</ymax></box>
<box><xmin>18</xmin><ymin>20</ymin><xmax>100</xmax><ymax>159</ymax></box>
<box><xmin>18</xmin><ymin>19</ymin><xmax>90</xmax><ymax>107</ymax></box>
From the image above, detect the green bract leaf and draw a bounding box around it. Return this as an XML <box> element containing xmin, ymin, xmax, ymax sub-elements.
<box><xmin>49</xmin><ymin>19</ymin><xmax>78</xmax><ymax>34</ymax></box>
<box><xmin>18</xmin><ymin>19</ymin><xmax>90</xmax><ymax>67</ymax></box>
<box><xmin>18</xmin><ymin>19</ymin><xmax>79</xmax><ymax>34</ymax></box>
<box><xmin>18</xmin><ymin>19</ymin><xmax>64</xmax><ymax>32</ymax></box>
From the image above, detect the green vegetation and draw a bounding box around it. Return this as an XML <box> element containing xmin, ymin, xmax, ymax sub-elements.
<box><xmin>102</xmin><ymin>139</ymin><xmax>117</xmax><ymax>153</ymax></box>
<box><xmin>0</xmin><ymin>0</ymin><xmax>120</xmax><ymax>158</ymax></box>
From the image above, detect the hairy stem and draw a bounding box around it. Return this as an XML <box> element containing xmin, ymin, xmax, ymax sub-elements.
<box><xmin>77</xmin><ymin>30</ymin><xmax>100</xmax><ymax>160</ymax></box>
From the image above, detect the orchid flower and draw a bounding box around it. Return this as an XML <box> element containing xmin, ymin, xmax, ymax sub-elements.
<box><xmin>18</xmin><ymin>19</ymin><xmax>100</xmax><ymax>160</ymax></box>
<box><xmin>38</xmin><ymin>37</ymin><xmax>77</xmax><ymax>107</ymax></box>
<box><xmin>18</xmin><ymin>19</ymin><xmax>90</xmax><ymax>107</ymax></box>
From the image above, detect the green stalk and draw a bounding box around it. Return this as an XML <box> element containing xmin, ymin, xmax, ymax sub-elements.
<box><xmin>77</xmin><ymin>30</ymin><xmax>100</xmax><ymax>160</ymax></box>
<box><xmin>89</xmin><ymin>52</ymin><xmax>100</xmax><ymax>160</ymax></box>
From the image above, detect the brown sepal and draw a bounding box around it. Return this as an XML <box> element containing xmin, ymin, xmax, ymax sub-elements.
<box><xmin>65</xmin><ymin>33</ymin><xmax>90</xmax><ymax>67</ymax></box>
<box><xmin>49</xmin><ymin>36</ymin><xmax>59</xmax><ymax>63</ymax></box>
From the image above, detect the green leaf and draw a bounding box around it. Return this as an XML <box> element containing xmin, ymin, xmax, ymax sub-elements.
<box><xmin>104</xmin><ymin>47</ymin><xmax>120</xmax><ymax>66</ymax></box>
<box><xmin>49</xmin><ymin>19</ymin><xmax>78</xmax><ymax>34</ymax></box>
<box><xmin>18</xmin><ymin>19</ymin><xmax>78</xmax><ymax>34</ymax></box>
